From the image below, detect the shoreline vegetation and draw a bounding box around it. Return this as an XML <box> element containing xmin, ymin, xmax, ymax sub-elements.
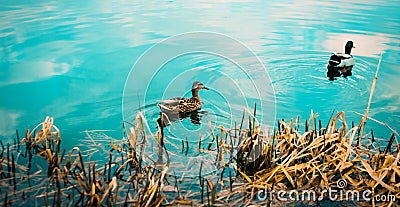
<box><xmin>1</xmin><ymin>55</ymin><xmax>399</xmax><ymax>207</ymax></box>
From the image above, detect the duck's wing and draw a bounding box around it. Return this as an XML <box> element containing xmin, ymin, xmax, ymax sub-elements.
<box><xmin>329</xmin><ymin>54</ymin><xmax>342</xmax><ymax>66</ymax></box>
<box><xmin>157</xmin><ymin>97</ymin><xmax>185</xmax><ymax>106</ymax></box>
<box><xmin>176</xmin><ymin>97</ymin><xmax>202</xmax><ymax>112</ymax></box>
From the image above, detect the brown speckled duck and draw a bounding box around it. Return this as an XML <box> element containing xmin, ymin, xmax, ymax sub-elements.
<box><xmin>157</xmin><ymin>81</ymin><xmax>208</xmax><ymax>114</ymax></box>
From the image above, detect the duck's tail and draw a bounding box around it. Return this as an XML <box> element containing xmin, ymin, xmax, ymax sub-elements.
<box><xmin>157</xmin><ymin>104</ymin><xmax>176</xmax><ymax>113</ymax></box>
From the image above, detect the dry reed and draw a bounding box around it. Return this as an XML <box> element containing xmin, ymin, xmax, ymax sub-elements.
<box><xmin>0</xmin><ymin>54</ymin><xmax>398</xmax><ymax>207</ymax></box>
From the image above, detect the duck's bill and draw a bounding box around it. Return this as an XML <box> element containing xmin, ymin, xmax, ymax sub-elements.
<box><xmin>203</xmin><ymin>87</ymin><xmax>209</xmax><ymax>90</ymax></box>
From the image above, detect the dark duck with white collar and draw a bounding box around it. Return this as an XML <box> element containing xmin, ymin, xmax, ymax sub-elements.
<box><xmin>327</xmin><ymin>41</ymin><xmax>356</xmax><ymax>80</ymax></box>
<box><xmin>157</xmin><ymin>81</ymin><xmax>208</xmax><ymax>114</ymax></box>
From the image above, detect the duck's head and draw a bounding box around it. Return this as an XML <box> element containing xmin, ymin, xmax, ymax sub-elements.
<box><xmin>192</xmin><ymin>81</ymin><xmax>208</xmax><ymax>90</ymax></box>
<box><xmin>191</xmin><ymin>81</ymin><xmax>208</xmax><ymax>96</ymax></box>
<box><xmin>345</xmin><ymin>41</ymin><xmax>355</xmax><ymax>55</ymax></box>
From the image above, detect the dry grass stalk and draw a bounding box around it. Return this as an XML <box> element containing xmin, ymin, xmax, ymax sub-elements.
<box><xmin>1</xmin><ymin>54</ymin><xmax>397</xmax><ymax>206</ymax></box>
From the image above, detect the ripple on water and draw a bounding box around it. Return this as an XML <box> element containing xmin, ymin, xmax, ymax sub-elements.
<box><xmin>262</xmin><ymin>49</ymin><xmax>382</xmax><ymax>123</ymax></box>
<box><xmin>0</xmin><ymin>0</ymin><xmax>399</xmax><ymax>179</ymax></box>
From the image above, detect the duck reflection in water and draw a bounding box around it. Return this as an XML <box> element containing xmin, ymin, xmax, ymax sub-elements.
<box><xmin>327</xmin><ymin>66</ymin><xmax>353</xmax><ymax>81</ymax></box>
<box><xmin>157</xmin><ymin>109</ymin><xmax>202</xmax><ymax>128</ymax></box>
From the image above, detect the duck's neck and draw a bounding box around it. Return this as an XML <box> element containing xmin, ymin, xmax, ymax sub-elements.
<box><xmin>191</xmin><ymin>89</ymin><xmax>200</xmax><ymax>98</ymax></box>
<box><xmin>345</xmin><ymin>47</ymin><xmax>352</xmax><ymax>55</ymax></box>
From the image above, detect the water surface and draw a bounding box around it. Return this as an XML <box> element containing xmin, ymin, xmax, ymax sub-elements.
<box><xmin>1</xmin><ymin>0</ymin><xmax>399</xmax><ymax>148</ymax></box>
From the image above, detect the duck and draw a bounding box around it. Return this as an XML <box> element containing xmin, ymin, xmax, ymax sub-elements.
<box><xmin>157</xmin><ymin>81</ymin><xmax>209</xmax><ymax>114</ymax></box>
<box><xmin>327</xmin><ymin>40</ymin><xmax>355</xmax><ymax>71</ymax></box>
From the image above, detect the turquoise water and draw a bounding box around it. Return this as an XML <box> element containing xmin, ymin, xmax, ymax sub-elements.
<box><xmin>1</xmin><ymin>0</ymin><xmax>399</xmax><ymax>150</ymax></box>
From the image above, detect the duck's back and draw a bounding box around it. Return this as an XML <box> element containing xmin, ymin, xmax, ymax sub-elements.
<box><xmin>328</xmin><ymin>53</ymin><xmax>354</xmax><ymax>67</ymax></box>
